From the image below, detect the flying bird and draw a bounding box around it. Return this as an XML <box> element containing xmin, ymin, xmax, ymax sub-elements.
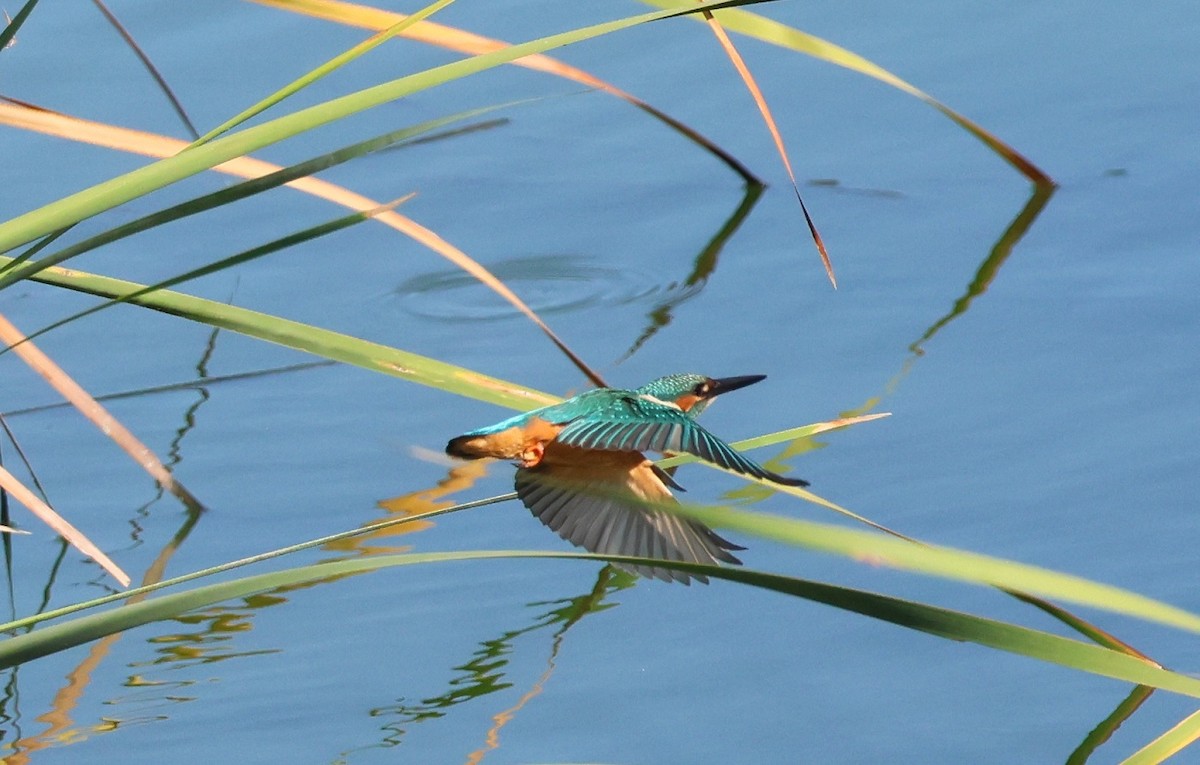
<box><xmin>446</xmin><ymin>374</ymin><xmax>807</xmax><ymax>583</ymax></box>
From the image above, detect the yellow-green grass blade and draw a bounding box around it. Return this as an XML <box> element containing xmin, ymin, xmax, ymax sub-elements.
<box><xmin>639</xmin><ymin>0</ymin><xmax>1054</xmax><ymax>186</ymax></box>
<box><xmin>253</xmin><ymin>0</ymin><xmax>760</xmax><ymax>184</ymax></box>
<box><xmin>660</xmin><ymin>415</ymin><xmax>895</xmax><ymax>531</ymax></box>
<box><xmin>463</xmin><ymin>462</ymin><xmax>1186</xmax><ymax>647</ymax></box>
<box><xmin>699</xmin><ymin>563</ymin><xmax>1199</xmax><ymax>698</ymax></box>
<box><xmin>658</xmin><ymin>414</ymin><xmax>890</xmax><ymax>470</ymax></box>
<box><xmin>430</xmin><ymin>414</ymin><xmax>1163</xmax><ymax>660</ymax></box>
<box><xmin>1</xmin><ymin>494</ymin><xmax>1191</xmax><ymax>695</ymax></box>
<box><xmin>0</xmin><ymin>255</ymin><xmax>558</xmax><ymax>412</ymax></box>
<box><xmin>672</xmin><ymin>501</ymin><xmax>1200</xmax><ymax>636</ymax></box>
<box><xmin>5</xmin><ymin>198</ymin><xmax>410</xmax><ymax>353</ymax></box>
<box><xmin>193</xmin><ymin>0</ymin><xmax>457</xmax><ymax>146</ymax></box>
<box><xmin>1007</xmin><ymin>589</ymin><xmax>1155</xmax><ymax>661</ymax></box>
<box><xmin>1</xmin><ymin>550</ymin><xmax>1197</xmax><ymax>699</ymax></box>
<box><xmin>0</xmin><ymin>104</ymin><xmax>516</xmax><ymax>292</ymax></box>
<box><xmin>0</xmin><ymin>0</ymin><xmax>770</xmax><ymax>255</ymax></box>
<box><xmin>0</xmin><ymin>95</ymin><xmax>607</xmax><ymax>387</ymax></box>
<box><xmin>692</xmin><ymin>439</ymin><xmax>1156</xmax><ymax>661</ymax></box>
<box><xmin>1122</xmin><ymin>708</ymin><xmax>1200</xmax><ymax>764</ymax></box>
<box><xmin>0</xmin><ymin>226</ymin><xmax>69</xmax><ymax>276</ymax></box>
<box><xmin>673</xmin><ymin>418</ymin><xmax>1149</xmax><ymax>659</ymax></box>
<box><xmin>696</xmin><ymin>452</ymin><xmax>1151</xmax><ymax>660</ymax></box>
<box><xmin>0</xmin><ymin>494</ymin><xmax>512</xmax><ymax>633</ymax></box>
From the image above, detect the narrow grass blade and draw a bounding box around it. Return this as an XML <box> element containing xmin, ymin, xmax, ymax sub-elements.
<box><xmin>670</xmin><ymin>412</ymin><xmax>1157</xmax><ymax>664</ymax></box>
<box><xmin>0</xmin><ymin>255</ymin><xmax>559</xmax><ymax>412</ymax></box>
<box><xmin>510</xmin><ymin>455</ymin><xmax>1156</xmax><ymax>665</ymax></box>
<box><xmin>1122</xmin><ymin>708</ymin><xmax>1200</xmax><ymax>764</ymax></box>
<box><xmin>685</xmin><ymin>416</ymin><xmax>1150</xmax><ymax>659</ymax></box>
<box><xmin>194</xmin><ymin>0</ymin><xmax>457</xmax><ymax>145</ymax></box>
<box><xmin>252</xmin><ymin>0</ymin><xmax>760</xmax><ymax>182</ymax></box>
<box><xmin>1</xmin><ymin>550</ymin><xmax>1197</xmax><ymax>701</ymax></box>
<box><xmin>0</xmin><ymin>493</ymin><xmax>510</xmax><ymax>633</ymax></box>
<box><xmin>0</xmin><ymin>110</ymin><xmax>479</xmax><ymax>287</ymax></box>
<box><xmin>14</xmin><ymin>197</ymin><xmax>412</xmax><ymax>350</ymax></box>
<box><xmin>0</xmin><ymin>0</ymin><xmax>38</xmax><ymax>50</ymax></box>
<box><xmin>0</xmin><ymin>311</ymin><xmax>202</xmax><ymax>515</ymax></box>
<box><xmin>0</xmin><ymin>464</ymin><xmax>128</xmax><ymax>586</ymax></box>
<box><xmin>0</xmin><ymin>554</ymin><xmax>458</xmax><ymax>668</ymax></box>
<box><xmin>673</xmin><ymin>501</ymin><xmax>1200</xmax><ymax>636</ymax></box>
<box><xmin>0</xmin><ymin>412</ymin><xmax>51</xmax><ymax>499</ymax></box>
<box><xmin>1006</xmin><ymin>589</ymin><xmax>1156</xmax><ymax>662</ymax></box>
<box><xmin>658</xmin><ymin>413</ymin><xmax>890</xmax><ymax>470</ymax></box>
<box><xmin>641</xmin><ymin>0</ymin><xmax>1054</xmax><ymax>186</ymax></box>
<box><xmin>694</xmin><ymin>563</ymin><xmax>1200</xmax><ymax>698</ymax></box>
<box><xmin>699</xmin><ymin>463</ymin><xmax>1152</xmax><ymax>662</ymax></box>
<box><xmin>0</xmin><ymin>226</ymin><xmax>70</xmax><ymax>276</ymax></box>
<box><xmin>661</xmin><ymin>414</ymin><xmax>904</xmax><ymax>532</ymax></box>
<box><xmin>90</xmin><ymin>0</ymin><xmax>199</xmax><ymax>139</ymax></box>
<box><xmin>0</xmin><ymin>97</ymin><xmax>607</xmax><ymax>386</ymax></box>
<box><xmin>1066</xmin><ymin>685</ymin><xmax>1154</xmax><ymax>765</ymax></box>
<box><xmin>2</xmin><ymin>361</ymin><xmax>335</xmax><ymax>417</ymax></box>
<box><xmin>699</xmin><ymin>11</ymin><xmax>834</xmax><ymax>286</ymax></box>
<box><xmin>0</xmin><ymin>488</ymin><xmax>1191</xmax><ymax>697</ymax></box>
<box><xmin>0</xmin><ymin>0</ymin><xmax>769</xmax><ymax>254</ymax></box>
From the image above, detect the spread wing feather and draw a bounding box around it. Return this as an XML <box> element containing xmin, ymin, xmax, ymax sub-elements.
<box><xmin>556</xmin><ymin>397</ymin><xmax>808</xmax><ymax>487</ymax></box>
<box><xmin>514</xmin><ymin>451</ymin><xmax>743</xmax><ymax>584</ymax></box>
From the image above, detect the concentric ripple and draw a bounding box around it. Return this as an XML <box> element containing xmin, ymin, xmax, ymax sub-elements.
<box><xmin>393</xmin><ymin>254</ymin><xmax>686</xmax><ymax>322</ymax></box>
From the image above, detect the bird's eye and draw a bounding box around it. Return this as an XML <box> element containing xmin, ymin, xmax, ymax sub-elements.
<box><xmin>694</xmin><ymin>382</ymin><xmax>710</xmax><ymax>396</ymax></box>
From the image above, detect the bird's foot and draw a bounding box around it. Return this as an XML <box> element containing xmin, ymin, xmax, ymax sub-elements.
<box><xmin>519</xmin><ymin>441</ymin><xmax>545</xmax><ymax>468</ymax></box>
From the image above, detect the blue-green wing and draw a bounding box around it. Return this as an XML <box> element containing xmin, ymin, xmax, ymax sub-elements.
<box><xmin>555</xmin><ymin>395</ymin><xmax>808</xmax><ymax>487</ymax></box>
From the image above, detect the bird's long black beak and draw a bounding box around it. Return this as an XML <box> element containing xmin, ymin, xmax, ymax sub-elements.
<box><xmin>707</xmin><ymin>374</ymin><xmax>766</xmax><ymax>398</ymax></box>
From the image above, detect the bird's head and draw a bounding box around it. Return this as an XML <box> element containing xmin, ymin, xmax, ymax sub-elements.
<box><xmin>635</xmin><ymin>373</ymin><xmax>766</xmax><ymax>417</ymax></box>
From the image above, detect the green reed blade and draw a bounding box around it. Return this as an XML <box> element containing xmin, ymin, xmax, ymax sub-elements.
<box><xmin>0</xmin><ymin>0</ymin><xmax>769</xmax><ymax>255</ymax></box>
<box><xmin>0</xmin><ymin>254</ymin><xmax>557</xmax><ymax>411</ymax></box>
<box><xmin>1</xmin><ymin>550</ymin><xmax>1196</xmax><ymax>701</ymax></box>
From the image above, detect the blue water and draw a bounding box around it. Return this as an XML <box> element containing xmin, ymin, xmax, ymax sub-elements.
<box><xmin>1</xmin><ymin>2</ymin><xmax>1198</xmax><ymax>763</ymax></box>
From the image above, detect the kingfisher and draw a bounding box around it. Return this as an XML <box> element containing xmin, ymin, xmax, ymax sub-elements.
<box><xmin>446</xmin><ymin>373</ymin><xmax>807</xmax><ymax>584</ymax></box>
